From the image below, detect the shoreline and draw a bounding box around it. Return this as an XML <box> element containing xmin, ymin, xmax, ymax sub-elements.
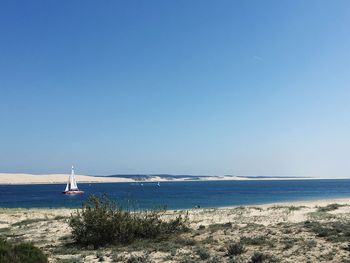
<box><xmin>228</xmin><ymin>197</ymin><xmax>350</xmax><ymax>209</ymax></box>
<box><xmin>1</xmin><ymin>197</ymin><xmax>350</xmax><ymax>211</ymax></box>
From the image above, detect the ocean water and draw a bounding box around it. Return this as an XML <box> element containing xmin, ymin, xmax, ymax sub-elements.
<box><xmin>0</xmin><ymin>179</ymin><xmax>350</xmax><ymax>209</ymax></box>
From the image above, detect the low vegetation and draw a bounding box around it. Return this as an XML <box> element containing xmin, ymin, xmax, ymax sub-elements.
<box><xmin>69</xmin><ymin>195</ymin><xmax>189</xmax><ymax>248</ymax></box>
<box><xmin>249</xmin><ymin>252</ymin><xmax>276</xmax><ymax>263</ymax></box>
<box><xmin>57</xmin><ymin>258</ymin><xmax>82</xmax><ymax>263</ymax></box>
<box><xmin>126</xmin><ymin>254</ymin><xmax>150</xmax><ymax>263</ymax></box>
<box><xmin>317</xmin><ymin>203</ymin><xmax>345</xmax><ymax>212</ymax></box>
<box><xmin>241</xmin><ymin>236</ymin><xmax>273</xmax><ymax>247</ymax></box>
<box><xmin>11</xmin><ymin>218</ymin><xmax>48</xmax><ymax>227</ymax></box>
<box><xmin>0</xmin><ymin>237</ymin><xmax>47</xmax><ymax>263</ymax></box>
<box><xmin>304</xmin><ymin>220</ymin><xmax>350</xmax><ymax>242</ymax></box>
<box><xmin>195</xmin><ymin>246</ymin><xmax>211</xmax><ymax>260</ymax></box>
<box><xmin>227</xmin><ymin>241</ymin><xmax>245</xmax><ymax>257</ymax></box>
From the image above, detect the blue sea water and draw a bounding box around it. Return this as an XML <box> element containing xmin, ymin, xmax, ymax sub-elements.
<box><xmin>0</xmin><ymin>179</ymin><xmax>350</xmax><ymax>209</ymax></box>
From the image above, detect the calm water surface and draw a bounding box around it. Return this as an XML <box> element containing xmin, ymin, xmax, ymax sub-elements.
<box><xmin>0</xmin><ymin>179</ymin><xmax>350</xmax><ymax>209</ymax></box>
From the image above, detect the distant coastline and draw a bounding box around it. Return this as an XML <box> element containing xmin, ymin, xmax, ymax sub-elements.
<box><xmin>0</xmin><ymin>173</ymin><xmax>318</xmax><ymax>185</ymax></box>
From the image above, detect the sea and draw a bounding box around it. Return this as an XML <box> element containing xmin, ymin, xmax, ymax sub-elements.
<box><xmin>0</xmin><ymin>179</ymin><xmax>350</xmax><ymax>209</ymax></box>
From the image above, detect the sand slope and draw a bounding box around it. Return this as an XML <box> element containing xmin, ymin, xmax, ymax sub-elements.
<box><xmin>0</xmin><ymin>173</ymin><xmax>133</xmax><ymax>184</ymax></box>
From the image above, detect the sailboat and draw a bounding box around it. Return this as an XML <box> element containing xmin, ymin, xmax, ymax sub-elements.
<box><xmin>62</xmin><ymin>166</ymin><xmax>84</xmax><ymax>195</ymax></box>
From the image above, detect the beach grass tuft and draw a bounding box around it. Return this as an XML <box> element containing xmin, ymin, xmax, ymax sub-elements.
<box><xmin>57</xmin><ymin>257</ymin><xmax>82</xmax><ymax>263</ymax></box>
<box><xmin>241</xmin><ymin>235</ymin><xmax>274</xmax><ymax>247</ymax></box>
<box><xmin>226</xmin><ymin>241</ymin><xmax>245</xmax><ymax>257</ymax></box>
<box><xmin>249</xmin><ymin>251</ymin><xmax>276</xmax><ymax>263</ymax></box>
<box><xmin>317</xmin><ymin>203</ymin><xmax>345</xmax><ymax>212</ymax></box>
<box><xmin>12</xmin><ymin>218</ymin><xmax>48</xmax><ymax>227</ymax></box>
<box><xmin>0</xmin><ymin>237</ymin><xmax>48</xmax><ymax>263</ymax></box>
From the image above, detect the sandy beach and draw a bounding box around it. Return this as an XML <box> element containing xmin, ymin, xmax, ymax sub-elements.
<box><xmin>2</xmin><ymin>198</ymin><xmax>350</xmax><ymax>262</ymax></box>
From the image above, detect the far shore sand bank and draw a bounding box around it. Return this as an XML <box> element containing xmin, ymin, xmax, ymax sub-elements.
<box><xmin>0</xmin><ymin>173</ymin><xmax>321</xmax><ymax>185</ymax></box>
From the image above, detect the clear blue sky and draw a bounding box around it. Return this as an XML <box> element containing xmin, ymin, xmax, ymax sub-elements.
<box><xmin>1</xmin><ymin>1</ymin><xmax>349</xmax><ymax>177</ymax></box>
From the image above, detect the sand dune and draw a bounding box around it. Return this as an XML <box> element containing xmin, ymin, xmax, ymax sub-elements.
<box><xmin>0</xmin><ymin>172</ymin><xmax>315</xmax><ymax>185</ymax></box>
<box><xmin>0</xmin><ymin>173</ymin><xmax>133</xmax><ymax>184</ymax></box>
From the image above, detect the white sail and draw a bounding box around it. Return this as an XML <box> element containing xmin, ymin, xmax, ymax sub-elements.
<box><xmin>63</xmin><ymin>165</ymin><xmax>83</xmax><ymax>194</ymax></box>
<box><xmin>69</xmin><ymin>166</ymin><xmax>79</xmax><ymax>190</ymax></box>
<box><xmin>64</xmin><ymin>166</ymin><xmax>79</xmax><ymax>192</ymax></box>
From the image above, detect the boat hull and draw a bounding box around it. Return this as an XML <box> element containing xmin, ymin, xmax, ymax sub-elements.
<box><xmin>62</xmin><ymin>190</ymin><xmax>84</xmax><ymax>195</ymax></box>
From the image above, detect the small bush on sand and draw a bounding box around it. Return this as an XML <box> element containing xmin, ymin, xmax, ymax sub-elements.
<box><xmin>0</xmin><ymin>238</ymin><xmax>47</xmax><ymax>263</ymax></box>
<box><xmin>127</xmin><ymin>254</ymin><xmax>149</xmax><ymax>263</ymax></box>
<box><xmin>241</xmin><ymin>236</ymin><xmax>272</xmax><ymax>247</ymax></box>
<box><xmin>227</xmin><ymin>241</ymin><xmax>245</xmax><ymax>257</ymax></box>
<box><xmin>57</xmin><ymin>258</ymin><xmax>82</xmax><ymax>263</ymax></box>
<box><xmin>175</xmin><ymin>237</ymin><xmax>197</xmax><ymax>246</ymax></box>
<box><xmin>69</xmin><ymin>195</ymin><xmax>189</xmax><ymax>248</ymax></box>
<box><xmin>249</xmin><ymin>252</ymin><xmax>276</xmax><ymax>263</ymax></box>
<box><xmin>208</xmin><ymin>256</ymin><xmax>222</xmax><ymax>263</ymax></box>
<box><xmin>317</xmin><ymin>204</ymin><xmax>343</xmax><ymax>212</ymax></box>
<box><xmin>96</xmin><ymin>250</ymin><xmax>105</xmax><ymax>261</ymax></box>
<box><xmin>195</xmin><ymin>246</ymin><xmax>210</xmax><ymax>260</ymax></box>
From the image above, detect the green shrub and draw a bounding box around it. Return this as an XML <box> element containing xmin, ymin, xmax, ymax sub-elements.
<box><xmin>241</xmin><ymin>236</ymin><xmax>272</xmax><ymax>246</ymax></box>
<box><xmin>96</xmin><ymin>250</ymin><xmax>105</xmax><ymax>261</ymax></box>
<box><xmin>317</xmin><ymin>204</ymin><xmax>343</xmax><ymax>212</ymax></box>
<box><xmin>305</xmin><ymin>239</ymin><xmax>317</xmax><ymax>249</ymax></box>
<box><xmin>57</xmin><ymin>258</ymin><xmax>82</xmax><ymax>263</ymax></box>
<box><xmin>227</xmin><ymin>241</ymin><xmax>245</xmax><ymax>257</ymax></box>
<box><xmin>249</xmin><ymin>252</ymin><xmax>275</xmax><ymax>263</ymax></box>
<box><xmin>304</xmin><ymin>221</ymin><xmax>350</xmax><ymax>242</ymax></box>
<box><xmin>195</xmin><ymin>246</ymin><xmax>210</xmax><ymax>260</ymax></box>
<box><xmin>127</xmin><ymin>254</ymin><xmax>149</xmax><ymax>263</ymax></box>
<box><xmin>54</xmin><ymin>215</ymin><xmax>68</xmax><ymax>220</ymax></box>
<box><xmin>208</xmin><ymin>256</ymin><xmax>222</xmax><ymax>263</ymax></box>
<box><xmin>0</xmin><ymin>238</ymin><xmax>47</xmax><ymax>263</ymax></box>
<box><xmin>175</xmin><ymin>237</ymin><xmax>197</xmax><ymax>246</ymax></box>
<box><xmin>281</xmin><ymin>238</ymin><xmax>295</xmax><ymax>250</ymax></box>
<box><xmin>69</xmin><ymin>195</ymin><xmax>189</xmax><ymax>248</ymax></box>
<box><xmin>288</xmin><ymin>206</ymin><xmax>305</xmax><ymax>211</ymax></box>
